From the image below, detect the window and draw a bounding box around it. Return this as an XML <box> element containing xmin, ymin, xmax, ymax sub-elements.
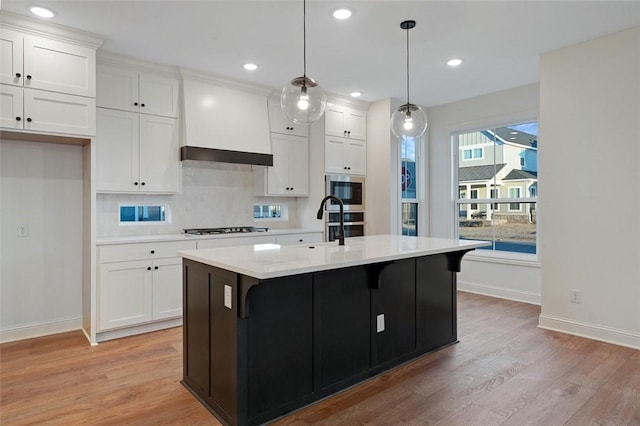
<box><xmin>455</xmin><ymin>121</ymin><xmax>538</xmax><ymax>255</ymax></box>
<box><xmin>461</xmin><ymin>147</ymin><xmax>484</xmax><ymax>160</ymax></box>
<box><xmin>254</xmin><ymin>204</ymin><xmax>287</xmax><ymax>220</ymax></box>
<box><xmin>508</xmin><ymin>187</ymin><xmax>521</xmax><ymax>211</ymax></box>
<box><xmin>400</xmin><ymin>136</ymin><xmax>419</xmax><ymax>236</ymax></box>
<box><xmin>120</xmin><ymin>205</ymin><xmax>169</xmax><ymax>224</ymax></box>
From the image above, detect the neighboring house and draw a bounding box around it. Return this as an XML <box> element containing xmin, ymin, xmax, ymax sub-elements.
<box><xmin>458</xmin><ymin>126</ymin><xmax>538</xmax><ymax>222</ymax></box>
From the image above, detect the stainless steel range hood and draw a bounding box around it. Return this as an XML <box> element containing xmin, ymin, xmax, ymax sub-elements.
<box><xmin>180</xmin><ymin>70</ymin><xmax>273</xmax><ymax>167</ymax></box>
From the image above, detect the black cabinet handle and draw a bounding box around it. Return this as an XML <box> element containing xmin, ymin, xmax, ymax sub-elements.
<box><xmin>134</xmin><ymin>102</ymin><xmax>138</xmax><ymax>106</ymax></box>
<box><xmin>134</xmin><ymin>182</ymin><xmax>139</xmax><ymax>186</ymax></box>
<box><xmin>291</xmin><ymin>187</ymin><xmax>294</xmax><ymax>191</ymax></box>
<box><xmin>26</xmin><ymin>75</ymin><xmax>32</xmax><ymax>80</ymax></box>
<box><xmin>298</xmin><ymin>239</ymin><xmax>303</xmax><ymax>242</ymax></box>
<box><xmin>15</xmin><ymin>73</ymin><xmax>21</xmax><ymax>78</ymax></box>
<box><xmin>147</xmin><ymin>267</ymin><xmax>151</xmax><ymax>271</ymax></box>
<box><xmin>150</xmin><ymin>250</ymin><xmax>155</xmax><ymax>254</ymax></box>
<box><xmin>26</xmin><ymin>117</ymin><xmax>32</xmax><ymax>122</ymax></box>
<box><xmin>154</xmin><ymin>266</ymin><xmax>159</xmax><ymax>270</ymax></box>
<box><xmin>141</xmin><ymin>103</ymin><xmax>145</xmax><ymax>107</ymax></box>
<box><xmin>343</xmin><ymin>130</ymin><xmax>347</xmax><ymax>136</ymax></box>
<box><xmin>347</xmin><ymin>131</ymin><xmax>351</xmax><ymax>135</ymax></box>
<box><xmin>141</xmin><ymin>182</ymin><xmax>146</xmax><ymax>186</ymax></box>
<box><xmin>15</xmin><ymin>117</ymin><xmax>21</xmax><ymax>121</ymax></box>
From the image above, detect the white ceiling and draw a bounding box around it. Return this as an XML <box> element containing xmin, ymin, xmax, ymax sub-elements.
<box><xmin>3</xmin><ymin>0</ymin><xmax>640</xmax><ymax>107</ymax></box>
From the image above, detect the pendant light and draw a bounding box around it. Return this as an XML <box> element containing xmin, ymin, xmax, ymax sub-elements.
<box><xmin>391</xmin><ymin>20</ymin><xmax>428</xmax><ymax>139</ymax></box>
<box><xmin>281</xmin><ymin>0</ymin><xmax>327</xmax><ymax>124</ymax></box>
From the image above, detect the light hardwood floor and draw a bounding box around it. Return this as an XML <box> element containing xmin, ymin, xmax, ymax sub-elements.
<box><xmin>1</xmin><ymin>292</ymin><xmax>638</xmax><ymax>425</ymax></box>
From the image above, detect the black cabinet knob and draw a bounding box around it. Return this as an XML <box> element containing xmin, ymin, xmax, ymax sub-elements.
<box><xmin>154</xmin><ymin>266</ymin><xmax>159</xmax><ymax>270</ymax></box>
<box><xmin>141</xmin><ymin>103</ymin><xmax>145</xmax><ymax>107</ymax></box>
<box><xmin>150</xmin><ymin>250</ymin><xmax>155</xmax><ymax>254</ymax></box>
<box><xmin>147</xmin><ymin>267</ymin><xmax>151</xmax><ymax>271</ymax></box>
<box><xmin>298</xmin><ymin>239</ymin><xmax>303</xmax><ymax>242</ymax></box>
<box><xmin>15</xmin><ymin>117</ymin><xmax>21</xmax><ymax>121</ymax></box>
<box><xmin>15</xmin><ymin>73</ymin><xmax>21</xmax><ymax>78</ymax></box>
<box><xmin>347</xmin><ymin>131</ymin><xmax>351</xmax><ymax>135</ymax></box>
<box><xmin>344</xmin><ymin>166</ymin><xmax>348</xmax><ymax>170</ymax></box>
<box><xmin>26</xmin><ymin>117</ymin><xmax>32</xmax><ymax>122</ymax></box>
<box><xmin>141</xmin><ymin>182</ymin><xmax>146</xmax><ymax>186</ymax></box>
<box><xmin>134</xmin><ymin>182</ymin><xmax>139</xmax><ymax>186</ymax></box>
<box><xmin>134</xmin><ymin>102</ymin><xmax>138</xmax><ymax>106</ymax></box>
<box><xmin>344</xmin><ymin>130</ymin><xmax>347</xmax><ymax>136</ymax></box>
<box><xmin>26</xmin><ymin>75</ymin><xmax>32</xmax><ymax>80</ymax></box>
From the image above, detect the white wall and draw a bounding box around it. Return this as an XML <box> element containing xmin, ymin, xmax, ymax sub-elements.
<box><xmin>366</xmin><ymin>99</ymin><xmax>393</xmax><ymax>235</ymax></box>
<box><xmin>296</xmin><ymin>119</ymin><xmax>328</xmax><ymax>231</ymax></box>
<box><xmin>426</xmin><ymin>83</ymin><xmax>541</xmax><ymax>304</ymax></box>
<box><xmin>538</xmin><ymin>27</ymin><xmax>640</xmax><ymax>349</ymax></box>
<box><xmin>1</xmin><ymin>139</ymin><xmax>84</xmax><ymax>341</ymax></box>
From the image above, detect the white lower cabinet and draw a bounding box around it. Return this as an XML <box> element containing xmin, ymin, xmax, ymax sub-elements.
<box><xmin>97</xmin><ymin>240</ymin><xmax>196</xmax><ymax>333</ymax></box>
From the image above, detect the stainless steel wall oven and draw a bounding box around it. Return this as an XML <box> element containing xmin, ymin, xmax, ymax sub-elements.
<box><xmin>325</xmin><ymin>175</ymin><xmax>365</xmax><ymax>211</ymax></box>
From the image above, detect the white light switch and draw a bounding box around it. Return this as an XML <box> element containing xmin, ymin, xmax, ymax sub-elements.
<box><xmin>376</xmin><ymin>314</ymin><xmax>385</xmax><ymax>333</ymax></box>
<box><xmin>224</xmin><ymin>285</ymin><xmax>232</xmax><ymax>309</ymax></box>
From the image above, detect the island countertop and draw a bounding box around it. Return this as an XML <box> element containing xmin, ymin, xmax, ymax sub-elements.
<box><xmin>179</xmin><ymin>234</ymin><xmax>489</xmax><ymax>280</ymax></box>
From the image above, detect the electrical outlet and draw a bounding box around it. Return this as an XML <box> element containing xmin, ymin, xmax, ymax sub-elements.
<box><xmin>18</xmin><ymin>225</ymin><xmax>28</xmax><ymax>237</ymax></box>
<box><xmin>376</xmin><ymin>314</ymin><xmax>385</xmax><ymax>333</ymax></box>
<box><xmin>570</xmin><ymin>289</ymin><xmax>581</xmax><ymax>304</ymax></box>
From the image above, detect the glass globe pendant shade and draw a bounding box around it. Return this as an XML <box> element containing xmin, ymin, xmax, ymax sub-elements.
<box><xmin>391</xmin><ymin>103</ymin><xmax>427</xmax><ymax>138</ymax></box>
<box><xmin>281</xmin><ymin>76</ymin><xmax>327</xmax><ymax>124</ymax></box>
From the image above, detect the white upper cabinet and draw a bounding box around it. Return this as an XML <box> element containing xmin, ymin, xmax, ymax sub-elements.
<box><xmin>325</xmin><ymin>103</ymin><xmax>367</xmax><ymax>140</ymax></box>
<box><xmin>255</xmin><ymin>133</ymin><xmax>309</xmax><ymax>196</ymax></box>
<box><xmin>97</xmin><ymin>63</ymin><xmax>179</xmax><ymax>118</ymax></box>
<box><xmin>0</xmin><ymin>17</ymin><xmax>102</xmax><ymax>137</ymax></box>
<box><xmin>325</xmin><ymin>135</ymin><xmax>366</xmax><ymax>176</ymax></box>
<box><xmin>1</xmin><ymin>28</ymin><xmax>96</xmax><ymax>98</ymax></box>
<box><xmin>96</xmin><ymin>108</ymin><xmax>180</xmax><ymax>193</ymax></box>
<box><xmin>267</xmin><ymin>97</ymin><xmax>308</xmax><ymax>137</ymax></box>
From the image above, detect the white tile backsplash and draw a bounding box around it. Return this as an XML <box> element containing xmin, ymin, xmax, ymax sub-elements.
<box><xmin>97</xmin><ymin>161</ymin><xmax>298</xmax><ymax>237</ymax></box>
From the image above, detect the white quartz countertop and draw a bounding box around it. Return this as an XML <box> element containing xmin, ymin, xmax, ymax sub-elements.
<box><xmin>96</xmin><ymin>228</ymin><xmax>323</xmax><ymax>245</ymax></box>
<box><xmin>180</xmin><ymin>235</ymin><xmax>490</xmax><ymax>280</ymax></box>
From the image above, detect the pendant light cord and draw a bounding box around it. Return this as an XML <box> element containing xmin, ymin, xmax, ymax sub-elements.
<box><xmin>406</xmin><ymin>24</ymin><xmax>410</xmax><ymax>105</ymax></box>
<box><xmin>303</xmin><ymin>0</ymin><xmax>307</xmax><ymax>78</ymax></box>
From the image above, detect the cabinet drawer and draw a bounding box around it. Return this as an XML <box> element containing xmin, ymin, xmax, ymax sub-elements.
<box><xmin>99</xmin><ymin>240</ymin><xmax>196</xmax><ymax>263</ymax></box>
<box><xmin>275</xmin><ymin>233</ymin><xmax>323</xmax><ymax>245</ymax></box>
<box><xmin>197</xmin><ymin>235</ymin><xmax>276</xmax><ymax>249</ymax></box>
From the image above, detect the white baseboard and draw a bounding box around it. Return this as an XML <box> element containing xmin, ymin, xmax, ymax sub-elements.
<box><xmin>0</xmin><ymin>317</ymin><xmax>82</xmax><ymax>344</ymax></box>
<box><xmin>538</xmin><ymin>314</ymin><xmax>640</xmax><ymax>350</ymax></box>
<box><xmin>96</xmin><ymin>318</ymin><xmax>182</xmax><ymax>343</ymax></box>
<box><xmin>458</xmin><ymin>280</ymin><xmax>541</xmax><ymax>305</ymax></box>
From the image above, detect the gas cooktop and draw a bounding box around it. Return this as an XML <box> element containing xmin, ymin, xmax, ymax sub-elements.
<box><xmin>184</xmin><ymin>227</ymin><xmax>269</xmax><ymax>235</ymax></box>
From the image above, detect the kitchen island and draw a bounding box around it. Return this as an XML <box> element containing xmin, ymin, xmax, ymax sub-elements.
<box><xmin>180</xmin><ymin>235</ymin><xmax>488</xmax><ymax>426</ymax></box>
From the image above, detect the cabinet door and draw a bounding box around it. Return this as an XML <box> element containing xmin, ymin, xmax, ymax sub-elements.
<box><xmin>23</xmin><ymin>35</ymin><xmax>95</xmax><ymax>97</ymax></box>
<box><xmin>324</xmin><ymin>104</ymin><xmax>346</xmax><ymax>137</ymax></box>
<box><xmin>345</xmin><ymin>139</ymin><xmax>366</xmax><ymax>175</ymax></box>
<box><xmin>23</xmin><ymin>88</ymin><xmax>96</xmax><ymax>136</ymax></box>
<box><xmin>345</xmin><ymin>109</ymin><xmax>366</xmax><ymax>140</ymax></box>
<box><xmin>267</xmin><ymin>99</ymin><xmax>308</xmax><ymax>137</ymax></box>
<box><xmin>288</xmin><ymin>134</ymin><xmax>309</xmax><ymax>196</ymax></box>
<box><xmin>152</xmin><ymin>257</ymin><xmax>183</xmax><ymax>320</ymax></box>
<box><xmin>96</xmin><ymin>64</ymin><xmax>139</xmax><ymax>112</ymax></box>
<box><xmin>99</xmin><ymin>260</ymin><xmax>153</xmax><ymax>331</ymax></box>
<box><xmin>139</xmin><ymin>72</ymin><xmax>179</xmax><ymax>118</ymax></box>
<box><xmin>0</xmin><ymin>28</ymin><xmax>24</xmax><ymax>86</ymax></box>
<box><xmin>371</xmin><ymin>259</ymin><xmax>416</xmax><ymax>367</ymax></box>
<box><xmin>315</xmin><ymin>266</ymin><xmax>371</xmax><ymax>390</ymax></box>
<box><xmin>0</xmin><ymin>84</ymin><xmax>23</xmax><ymax>129</ymax></box>
<box><xmin>266</xmin><ymin>133</ymin><xmax>290</xmax><ymax>195</ymax></box>
<box><xmin>324</xmin><ymin>136</ymin><xmax>346</xmax><ymax>174</ymax></box>
<box><xmin>138</xmin><ymin>114</ymin><xmax>180</xmax><ymax>193</ymax></box>
<box><xmin>95</xmin><ymin>108</ymin><xmax>140</xmax><ymax>192</ymax></box>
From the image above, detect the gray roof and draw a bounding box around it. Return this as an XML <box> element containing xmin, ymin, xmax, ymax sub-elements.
<box><xmin>493</xmin><ymin>127</ymin><xmax>537</xmax><ymax>148</ymax></box>
<box><xmin>504</xmin><ymin>169</ymin><xmax>538</xmax><ymax>180</ymax></box>
<box><xmin>458</xmin><ymin>164</ymin><xmax>506</xmax><ymax>181</ymax></box>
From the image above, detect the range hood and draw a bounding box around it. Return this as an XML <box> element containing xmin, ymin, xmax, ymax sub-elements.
<box><xmin>181</xmin><ymin>71</ymin><xmax>273</xmax><ymax>167</ymax></box>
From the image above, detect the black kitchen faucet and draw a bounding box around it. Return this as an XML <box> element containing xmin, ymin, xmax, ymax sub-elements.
<box><xmin>316</xmin><ymin>195</ymin><xmax>345</xmax><ymax>246</ymax></box>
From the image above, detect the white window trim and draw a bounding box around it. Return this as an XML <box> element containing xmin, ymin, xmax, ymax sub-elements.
<box><xmin>507</xmin><ymin>187</ymin><xmax>523</xmax><ymax>211</ymax></box>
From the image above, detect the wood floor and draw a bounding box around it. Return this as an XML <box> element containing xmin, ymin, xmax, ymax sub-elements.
<box><xmin>1</xmin><ymin>292</ymin><xmax>638</xmax><ymax>425</ymax></box>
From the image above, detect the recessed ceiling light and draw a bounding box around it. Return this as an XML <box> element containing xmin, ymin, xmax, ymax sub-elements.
<box><xmin>447</xmin><ymin>58</ymin><xmax>463</xmax><ymax>67</ymax></box>
<box><xmin>510</xmin><ymin>131</ymin><xmax>518</xmax><ymax>135</ymax></box>
<box><xmin>510</xmin><ymin>137</ymin><xmax>517</xmax><ymax>140</ymax></box>
<box><xmin>29</xmin><ymin>6</ymin><xmax>55</xmax><ymax>18</ymax></box>
<box><xmin>243</xmin><ymin>63</ymin><xmax>258</xmax><ymax>71</ymax></box>
<box><xmin>349</xmin><ymin>91</ymin><xmax>362</xmax><ymax>98</ymax></box>
<box><xmin>333</xmin><ymin>9</ymin><xmax>352</xmax><ymax>20</ymax></box>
